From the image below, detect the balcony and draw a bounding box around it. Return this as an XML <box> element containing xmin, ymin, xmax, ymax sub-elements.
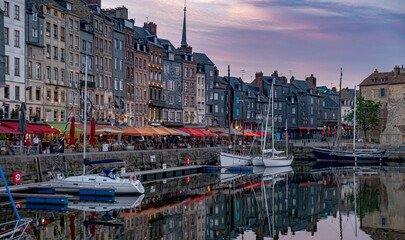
<box><xmin>148</xmin><ymin>99</ymin><xmax>166</xmax><ymax>108</ymax></box>
<box><xmin>80</xmin><ymin>80</ymin><xmax>96</xmax><ymax>88</ymax></box>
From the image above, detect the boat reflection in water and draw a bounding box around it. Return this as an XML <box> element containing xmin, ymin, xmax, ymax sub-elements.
<box><xmin>3</xmin><ymin>165</ymin><xmax>405</xmax><ymax>240</ymax></box>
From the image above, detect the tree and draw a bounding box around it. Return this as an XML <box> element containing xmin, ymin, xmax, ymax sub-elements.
<box><xmin>344</xmin><ymin>96</ymin><xmax>381</xmax><ymax>139</ymax></box>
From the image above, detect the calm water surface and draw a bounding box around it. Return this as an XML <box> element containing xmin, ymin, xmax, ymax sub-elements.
<box><xmin>1</xmin><ymin>162</ymin><xmax>404</xmax><ymax>240</ymax></box>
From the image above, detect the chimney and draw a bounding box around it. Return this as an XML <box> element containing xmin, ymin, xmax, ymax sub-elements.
<box><xmin>290</xmin><ymin>76</ymin><xmax>295</xmax><ymax>83</ymax></box>
<box><xmin>374</xmin><ymin>69</ymin><xmax>378</xmax><ymax>73</ymax></box>
<box><xmin>278</xmin><ymin>76</ymin><xmax>287</xmax><ymax>83</ymax></box>
<box><xmin>332</xmin><ymin>87</ymin><xmax>337</xmax><ymax>92</ymax></box>
<box><xmin>305</xmin><ymin>74</ymin><xmax>317</xmax><ymax>87</ymax></box>
<box><xmin>143</xmin><ymin>22</ymin><xmax>157</xmax><ymax>36</ymax></box>
<box><xmin>255</xmin><ymin>72</ymin><xmax>264</xmax><ymax>93</ymax></box>
<box><xmin>83</xmin><ymin>0</ymin><xmax>101</xmax><ymax>7</ymax></box>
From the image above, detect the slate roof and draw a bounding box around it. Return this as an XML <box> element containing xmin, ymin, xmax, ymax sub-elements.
<box><xmin>193</xmin><ymin>53</ymin><xmax>214</xmax><ymax>65</ymax></box>
<box><xmin>323</xmin><ymin>96</ymin><xmax>339</xmax><ymax>108</ymax></box>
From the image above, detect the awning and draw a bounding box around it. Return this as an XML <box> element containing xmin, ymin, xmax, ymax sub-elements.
<box><xmin>136</xmin><ymin>126</ymin><xmax>159</xmax><ymax>136</ymax></box>
<box><xmin>298</xmin><ymin>127</ymin><xmax>317</xmax><ymax>130</ymax></box>
<box><xmin>46</xmin><ymin>123</ymin><xmax>84</xmax><ymax>134</ymax></box>
<box><xmin>157</xmin><ymin>126</ymin><xmax>182</xmax><ymax>136</ymax></box>
<box><xmin>192</xmin><ymin>127</ymin><xmax>215</xmax><ymax>137</ymax></box>
<box><xmin>171</xmin><ymin>128</ymin><xmax>190</xmax><ymax>137</ymax></box>
<box><xmin>177</xmin><ymin>127</ymin><xmax>205</xmax><ymax>137</ymax></box>
<box><xmin>77</xmin><ymin>124</ymin><xmax>121</xmax><ymax>135</ymax></box>
<box><xmin>2</xmin><ymin>122</ymin><xmax>60</xmax><ymax>134</ymax></box>
<box><xmin>0</xmin><ymin>125</ymin><xmax>23</xmax><ymax>134</ymax></box>
<box><xmin>122</xmin><ymin>127</ymin><xmax>142</xmax><ymax>136</ymax></box>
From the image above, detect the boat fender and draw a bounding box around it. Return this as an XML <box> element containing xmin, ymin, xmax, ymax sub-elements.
<box><xmin>130</xmin><ymin>174</ymin><xmax>137</xmax><ymax>181</ymax></box>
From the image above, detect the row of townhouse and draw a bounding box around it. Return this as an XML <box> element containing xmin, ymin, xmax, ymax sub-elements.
<box><xmin>0</xmin><ymin>0</ymin><xmax>353</xmax><ymax>135</ymax></box>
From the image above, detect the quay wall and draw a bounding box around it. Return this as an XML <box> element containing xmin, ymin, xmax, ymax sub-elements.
<box><xmin>1</xmin><ymin>145</ymin><xmax>404</xmax><ymax>185</ymax></box>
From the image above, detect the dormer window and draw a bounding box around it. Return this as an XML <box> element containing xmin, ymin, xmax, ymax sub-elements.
<box><xmin>371</xmin><ymin>79</ymin><xmax>375</xmax><ymax>83</ymax></box>
<box><xmin>381</xmin><ymin>78</ymin><xmax>385</xmax><ymax>83</ymax></box>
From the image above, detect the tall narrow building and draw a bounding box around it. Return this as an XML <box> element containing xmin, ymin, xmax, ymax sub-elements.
<box><xmin>0</xmin><ymin>0</ymin><xmax>25</xmax><ymax>119</ymax></box>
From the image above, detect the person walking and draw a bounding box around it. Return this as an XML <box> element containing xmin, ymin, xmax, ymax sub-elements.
<box><xmin>33</xmin><ymin>136</ymin><xmax>39</xmax><ymax>154</ymax></box>
<box><xmin>25</xmin><ymin>136</ymin><xmax>31</xmax><ymax>155</ymax></box>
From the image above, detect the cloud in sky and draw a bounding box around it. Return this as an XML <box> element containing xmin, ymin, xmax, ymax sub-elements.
<box><xmin>103</xmin><ymin>0</ymin><xmax>405</xmax><ymax>87</ymax></box>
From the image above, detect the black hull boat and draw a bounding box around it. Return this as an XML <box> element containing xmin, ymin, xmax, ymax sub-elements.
<box><xmin>310</xmin><ymin>147</ymin><xmax>387</xmax><ymax>163</ymax></box>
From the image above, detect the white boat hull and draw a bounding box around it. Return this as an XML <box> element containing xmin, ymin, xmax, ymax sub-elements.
<box><xmin>219</xmin><ymin>152</ymin><xmax>251</xmax><ymax>166</ymax></box>
<box><xmin>50</xmin><ymin>175</ymin><xmax>145</xmax><ymax>194</ymax></box>
<box><xmin>68</xmin><ymin>195</ymin><xmax>144</xmax><ymax>211</ymax></box>
<box><xmin>252</xmin><ymin>157</ymin><xmax>265</xmax><ymax>166</ymax></box>
<box><xmin>262</xmin><ymin>156</ymin><xmax>294</xmax><ymax>167</ymax></box>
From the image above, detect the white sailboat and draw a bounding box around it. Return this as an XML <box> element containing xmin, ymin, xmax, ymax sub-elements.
<box><xmin>219</xmin><ymin>65</ymin><xmax>251</xmax><ymax>166</ymax></box>
<box><xmin>51</xmin><ymin>56</ymin><xmax>144</xmax><ymax>194</ymax></box>
<box><xmin>253</xmin><ymin>79</ymin><xmax>294</xmax><ymax>167</ymax></box>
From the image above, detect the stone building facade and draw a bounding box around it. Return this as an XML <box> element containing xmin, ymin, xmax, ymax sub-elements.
<box><xmin>25</xmin><ymin>2</ymin><xmax>44</xmax><ymax>122</ymax></box>
<box><xmin>161</xmin><ymin>39</ymin><xmax>183</xmax><ymax>127</ymax></box>
<box><xmin>1</xmin><ymin>0</ymin><xmax>25</xmax><ymax>119</ymax></box>
<box><xmin>359</xmin><ymin>65</ymin><xmax>405</xmax><ymax>144</ymax></box>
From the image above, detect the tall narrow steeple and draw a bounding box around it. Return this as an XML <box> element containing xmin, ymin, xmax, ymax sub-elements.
<box><xmin>180</xmin><ymin>0</ymin><xmax>188</xmax><ymax>48</ymax></box>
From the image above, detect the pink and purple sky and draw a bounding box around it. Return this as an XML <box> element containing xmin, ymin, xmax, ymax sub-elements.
<box><xmin>103</xmin><ymin>0</ymin><xmax>405</xmax><ymax>87</ymax></box>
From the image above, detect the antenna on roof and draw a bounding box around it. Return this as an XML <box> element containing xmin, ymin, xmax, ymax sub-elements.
<box><xmin>240</xmin><ymin>69</ymin><xmax>245</xmax><ymax>81</ymax></box>
<box><xmin>288</xmin><ymin>70</ymin><xmax>296</xmax><ymax>78</ymax></box>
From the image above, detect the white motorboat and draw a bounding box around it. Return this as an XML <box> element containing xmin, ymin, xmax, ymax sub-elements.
<box><xmin>51</xmin><ymin>168</ymin><xmax>145</xmax><ymax>194</ymax></box>
<box><xmin>68</xmin><ymin>194</ymin><xmax>144</xmax><ymax>212</ymax></box>
<box><xmin>219</xmin><ymin>152</ymin><xmax>251</xmax><ymax>167</ymax></box>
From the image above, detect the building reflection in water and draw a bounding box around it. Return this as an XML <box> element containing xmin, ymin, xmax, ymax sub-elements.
<box><xmin>2</xmin><ymin>168</ymin><xmax>404</xmax><ymax>239</ymax></box>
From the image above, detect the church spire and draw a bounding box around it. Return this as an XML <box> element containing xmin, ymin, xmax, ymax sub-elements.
<box><xmin>180</xmin><ymin>0</ymin><xmax>188</xmax><ymax>48</ymax></box>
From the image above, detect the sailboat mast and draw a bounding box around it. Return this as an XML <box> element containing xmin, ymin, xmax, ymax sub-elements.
<box><xmin>336</xmin><ymin>68</ymin><xmax>342</xmax><ymax>149</ymax></box>
<box><xmin>286</xmin><ymin>119</ymin><xmax>288</xmax><ymax>157</ymax></box>
<box><xmin>227</xmin><ymin>65</ymin><xmax>232</xmax><ymax>146</ymax></box>
<box><xmin>271</xmin><ymin>79</ymin><xmax>275</xmax><ymax>158</ymax></box>
<box><xmin>353</xmin><ymin>85</ymin><xmax>357</xmax><ymax>152</ymax></box>
<box><xmin>263</xmin><ymin>87</ymin><xmax>271</xmax><ymax>158</ymax></box>
<box><xmin>83</xmin><ymin>56</ymin><xmax>88</xmax><ymax>175</ymax></box>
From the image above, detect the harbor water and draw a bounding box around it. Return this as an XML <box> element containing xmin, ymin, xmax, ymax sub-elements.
<box><xmin>0</xmin><ymin>161</ymin><xmax>404</xmax><ymax>240</ymax></box>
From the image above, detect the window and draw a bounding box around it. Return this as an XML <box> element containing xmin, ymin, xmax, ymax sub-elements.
<box><xmin>14</xmin><ymin>30</ymin><xmax>20</xmax><ymax>47</ymax></box>
<box><xmin>60</xmin><ymin>48</ymin><xmax>65</xmax><ymax>61</ymax></box>
<box><xmin>28</xmin><ymin>61</ymin><xmax>32</xmax><ymax>78</ymax></box>
<box><xmin>4</xmin><ymin>27</ymin><xmax>8</xmax><ymax>45</ymax></box>
<box><xmin>53</xmin><ymin>24</ymin><xmax>58</xmax><ymax>38</ymax></box>
<box><xmin>46</xmin><ymin>67</ymin><xmax>50</xmax><ymax>80</ymax></box>
<box><xmin>53</xmin><ymin>46</ymin><xmax>58</xmax><ymax>59</ymax></box>
<box><xmin>236</xmin><ymin>108</ymin><xmax>240</xmax><ymax>116</ymax></box>
<box><xmin>36</xmin><ymin>88</ymin><xmax>40</xmax><ymax>101</ymax></box>
<box><xmin>60</xmin><ymin>27</ymin><xmax>65</xmax><ymax>41</ymax></box>
<box><xmin>379</xmin><ymin>88</ymin><xmax>387</xmax><ymax>97</ymax></box>
<box><xmin>236</xmin><ymin>96</ymin><xmax>240</xmax><ymax>104</ymax></box>
<box><xmin>14</xmin><ymin>58</ymin><xmax>20</xmax><ymax>76</ymax></box>
<box><xmin>14</xmin><ymin>5</ymin><xmax>20</xmax><ymax>20</ymax></box>
<box><xmin>292</xmin><ymin>107</ymin><xmax>296</xmax><ymax>114</ymax></box>
<box><xmin>5</xmin><ymin>56</ymin><xmax>9</xmax><ymax>74</ymax></box>
<box><xmin>69</xmin><ymin>19</ymin><xmax>73</xmax><ymax>28</ymax></box>
<box><xmin>54</xmin><ymin>110</ymin><xmax>58</xmax><ymax>121</ymax></box>
<box><xmin>54</xmin><ymin>68</ymin><xmax>58</xmax><ymax>81</ymax></box>
<box><xmin>15</xmin><ymin>86</ymin><xmax>20</xmax><ymax>100</ymax></box>
<box><xmin>82</xmin><ymin>40</ymin><xmax>86</xmax><ymax>51</ymax></box>
<box><xmin>4</xmin><ymin>2</ymin><xmax>9</xmax><ymax>17</ymax></box>
<box><xmin>4</xmin><ymin>86</ymin><xmax>9</xmax><ymax>99</ymax></box>
<box><xmin>61</xmin><ymin>92</ymin><xmax>65</xmax><ymax>103</ymax></box>
<box><xmin>46</xmin><ymin>22</ymin><xmax>50</xmax><ymax>36</ymax></box>
<box><xmin>35</xmin><ymin>63</ymin><xmax>41</xmax><ymax>79</ymax></box>
<box><xmin>32</xmin><ymin>28</ymin><xmax>38</xmax><ymax>37</ymax></box>
<box><xmin>61</xmin><ymin>69</ymin><xmax>64</xmax><ymax>82</ymax></box>
<box><xmin>75</xmin><ymin>20</ymin><xmax>79</xmax><ymax>30</ymax></box>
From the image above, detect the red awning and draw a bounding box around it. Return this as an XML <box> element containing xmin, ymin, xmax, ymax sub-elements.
<box><xmin>1</xmin><ymin>122</ymin><xmax>60</xmax><ymax>134</ymax></box>
<box><xmin>298</xmin><ymin>127</ymin><xmax>317</xmax><ymax>130</ymax></box>
<box><xmin>0</xmin><ymin>125</ymin><xmax>23</xmax><ymax>134</ymax></box>
<box><xmin>177</xmin><ymin>127</ymin><xmax>205</xmax><ymax>137</ymax></box>
<box><xmin>192</xmin><ymin>127</ymin><xmax>215</xmax><ymax>136</ymax></box>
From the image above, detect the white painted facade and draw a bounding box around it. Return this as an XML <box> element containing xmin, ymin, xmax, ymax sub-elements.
<box><xmin>0</xmin><ymin>0</ymin><xmax>25</xmax><ymax>118</ymax></box>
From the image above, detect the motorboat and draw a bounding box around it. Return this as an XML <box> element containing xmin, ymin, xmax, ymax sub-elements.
<box><xmin>51</xmin><ymin>167</ymin><xmax>145</xmax><ymax>194</ymax></box>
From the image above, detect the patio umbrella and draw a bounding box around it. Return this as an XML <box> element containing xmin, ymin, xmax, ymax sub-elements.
<box><xmin>17</xmin><ymin>102</ymin><xmax>27</xmax><ymax>133</ymax></box>
<box><xmin>90</xmin><ymin>118</ymin><xmax>96</xmax><ymax>145</ymax></box>
<box><xmin>17</xmin><ymin>102</ymin><xmax>27</xmax><ymax>150</ymax></box>
<box><xmin>69</xmin><ymin>116</ymin><xmax>76</xmax><ymax>145</ymax></box>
